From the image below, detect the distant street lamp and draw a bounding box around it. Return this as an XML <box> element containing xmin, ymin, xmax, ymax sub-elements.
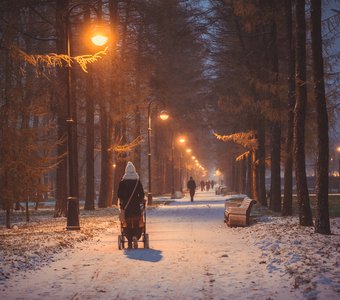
<box><xmin>65</xmin><ymin>4</ymin><xmax>109</xmax><ymax>230</ymax></box>
<box><xmin>147</xmin><ymin>100</ymin><xmax>169</xmax><ymax>205</ymax></box>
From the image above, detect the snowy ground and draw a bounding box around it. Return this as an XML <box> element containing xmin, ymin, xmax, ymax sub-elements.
<box><xmin>0</xmin><ymin>190</ymin><xmax>339</xmax><ymax>300</ymax></box>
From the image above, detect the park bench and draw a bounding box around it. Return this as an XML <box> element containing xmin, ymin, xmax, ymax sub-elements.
<box><xmin>224</xmin><ymin>197</ymin><xmax>257</xmax><ymax>227</ymax></box>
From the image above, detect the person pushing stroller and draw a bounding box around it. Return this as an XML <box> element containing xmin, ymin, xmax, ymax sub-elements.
<box><xmin>117</xmin><ymin>161</ymin><xmax>145</xmax><ymax>249</ymax></box>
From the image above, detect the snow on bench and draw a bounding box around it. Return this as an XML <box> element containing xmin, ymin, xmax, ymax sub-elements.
<box><xmin>224</xmin><ymin>196</ymin><xmax>257</xmax><ymax>227</ymax></box>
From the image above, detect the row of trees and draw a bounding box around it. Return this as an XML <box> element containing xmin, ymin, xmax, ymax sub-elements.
<box><xmin>0</xmin><ymin>0</ymin><xmax>338</xmax><ymax>235</ymax></box>
<box><xmin>208</xmin><ymin>0</ymin><xmax>339</xmax><ymax>234</ymax></box>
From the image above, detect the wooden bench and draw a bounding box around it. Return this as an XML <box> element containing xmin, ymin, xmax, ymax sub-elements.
<box><xmin>224</xmin><ymin>197</ymin><xmax>256</xmax><ymax>227</ymax></box>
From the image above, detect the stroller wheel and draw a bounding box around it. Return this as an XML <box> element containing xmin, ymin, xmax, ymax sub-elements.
<box><xmin>118</xmin><ymin>235</ymin><xmax>123</xmax><ymax>250</ymax></box>
<box><xmin>143</xmin><ymin>233</ymin><xmax>149</xmax><ymax>249</ymax></box>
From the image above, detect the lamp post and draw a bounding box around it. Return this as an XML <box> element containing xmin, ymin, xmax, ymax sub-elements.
<box><xmin>65</xmin><ymin>4</ymin><xmax>108</xmax><ymax>230</ymax></box>
<box><xmin>185</xmin><ymin>148</ymin><xmax>192</xmax><ymax>181</ymax></box>
<box><xmin>147</xmin><ymin>100</ymin><xmax>169</xmax><ymax>205</ymax></box>
<box><xmin>171</xmin><ymin>131</ymin><xmax>175</xmax><ymax>198</ymax></box>
<box><xmin>337</xmin><ymin>146</ymin><xmax>340</xmax><ymax>193</ymax></box>
<box><xmin>178</xmin><ymin>137</ymin><xmax>186</xmax><ymax>194</ymax></box>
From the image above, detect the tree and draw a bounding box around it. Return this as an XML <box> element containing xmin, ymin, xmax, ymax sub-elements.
<box><xmin>268</xmin><ymin>0</ymin><xmax>282</xmax><ymax>213</ymax></box>
<box><xmin>282</xmin><ymin>0</ymin><xmax>295</xmax><ymax>216</ymax></box>
<box><xmin>294</xmin><ymin>0</ymin><xmax>313</xmax><ymax>226</ymax></box>
<box><xmin>311</xmin><ymin>0</ymin><xmax>331</xmax><ymax>234</ymax></box>
<box><xmin>54</xmin><ymin>0</ymin><xmax>69</xmax><ymax>217</ymax></box>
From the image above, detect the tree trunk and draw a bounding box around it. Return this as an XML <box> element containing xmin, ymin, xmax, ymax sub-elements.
<box><xmin>251</xmin><ymin>150</ymin><xmax>258</xmax><ymax>200</ymax></box>
<box><xmin>294</xmin><ymin>0</ymin><xmax>313</xmax><ymax>226</ymax></box>
<box><xmin>311</xmin><ymin>0</ymin><xmax>330</xmax><ymax>234</ymax></box>
<box><xmin>112</xmin><ymin>124</ymin><xmax>127</xmax><ymax>205</ymax></box>
<box><xmin>235</xmin><ymin>160</ymin><xmax>240</xmax><ymax>193</ymax></box>
<box><xmin>269</xmin><ymin>1</ymin><xmax>281</xmax><ymax>212</ymax></box>
<box><xmin>98</xmin><ymin>85</ymin><xmax>109</xmax><ymax>208</ymax></box>
<box><xmin>257</xmin><ymin>120</ymin><xmax>267</xmax><ymax>206</ymax></box>
<box><xmin>246</xmin><ymin>153</ymin><xmax>252</xmax><ymax>196</ymax></box>
<box><xmin>84</xmin><ymin>67</ymin><xmax>95</xmax><ymax>210</ymax></box>
<box><xmin>106</xmin><ymin>118</ymin><xmax>113</xmax><ymax>207</ymax></box>
<box><xmin>241</xmin><ymin>157</ymin><xmax>247</xmax><ymax>194</ymax></box>
<box><xmin>231</xmin><ymin>160</ymin><xmax>236</xmax><ymax>192</ymax></box>
<box><xmin>282</xmin><ymin>0</ymin><xmax>295</xmax><ymax>216</ymax></box>
<box><xmin>134</xmin><ymin>106</ymin><xmax>142</xmax><ymax>173</ymax></box>
<box><xmin>6</xmin><ymin>206</ymin><xmax>10</xmax><ymax>229</ymax></box>
<box><xmin>54</xmin><ymin>0</ymin><xmax>68</xmax><ymax>218</ymax></box>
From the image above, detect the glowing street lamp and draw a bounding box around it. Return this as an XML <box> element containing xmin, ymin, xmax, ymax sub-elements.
<box><xmin>179</xmin><ymin>137</ymin><xmax>186</xmax><ymax>144</ymax></box>
<box><xmin>91</xmin><ymin>34</ymin><xmax>109</xmax><ymax>46</ymax></box>
<box><xmin>159</xmin><ymin>110</ymin><xmax>170</xmax><ymax>121</ymax></box>
<box><xmin>65</xmin><ymin>4</ymin><xmax>109</xmax><ymax>230</ymax></box>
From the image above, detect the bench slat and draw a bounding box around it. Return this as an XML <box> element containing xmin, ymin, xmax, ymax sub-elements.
<box><xmin>224</xmin><ymin>197</ymin><xmax>256</xmax><ymax>227</ymax></box>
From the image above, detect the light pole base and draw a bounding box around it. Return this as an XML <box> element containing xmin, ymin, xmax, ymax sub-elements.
<box><xmin>147</xmin><ymin>193</ymin><xmax>153</xmax><ymax>206</ymax></box>
<box><xmin>66</xmin><ymin>225</ymin><xmax>80</xmax><ymax>230</ymax></box>
<box><xmin>66</xmin><ymin>196</ymin><xmax>80</xmax><ymax>230</ymax></box>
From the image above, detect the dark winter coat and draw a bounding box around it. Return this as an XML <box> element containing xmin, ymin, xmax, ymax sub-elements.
<box><xmin>117</xmin><ymin>179</ymin><xmax>145</xmax><ymax>218</ymax></box>
<box><xmin>187</xmin><ymin>179</ymin><xmax>196</xmax><ymax>191</ymax></box>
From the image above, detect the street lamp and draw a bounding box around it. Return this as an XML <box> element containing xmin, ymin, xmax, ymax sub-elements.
<box><xmin>65</xmin><ymin>4</ymin><xmax>109</xmax><ymax>230</ymax></box>
<box><xmin>147</xmin><ymin>100</ymin><xmax>169</xmax><ymax>205</ymax></box>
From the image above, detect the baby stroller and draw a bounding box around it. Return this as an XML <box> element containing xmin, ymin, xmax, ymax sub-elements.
<box><xmin>118</xmin><ymin>202</ymin><xmax>149</xmax><ymax>250</ymax></box>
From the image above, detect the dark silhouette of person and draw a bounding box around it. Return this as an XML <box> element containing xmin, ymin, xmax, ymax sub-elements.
<box><xmin>117</xmin><ymin>161</ymin><xmax>145</xmax><ymax>249</ymax></box>
<box><xmin>205</xmin><ymin>180</ymin><xmax>211</xmax><ymax>191</ymax></box>
<box><xmin>200</xmin><ymin>180</ymin><xmax>205</xmax><ymax>191</ymax></box>
<box><xmin>187</xmin><ymin>176</ymin><xmax>197</xmax><ymax>202</ymax></box>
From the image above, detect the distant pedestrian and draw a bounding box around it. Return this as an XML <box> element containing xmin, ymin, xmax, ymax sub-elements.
<box><xmin>200</xmin><ymin>180</ymin><xmax>205</xmax><ymax>191</ymax></box>
<box><xmin>187</xmin><ymin>176</ymin><xmax>197</xmax><ymax>202</ymax></box>
<box><xmin>205</xmin><ymin>180</ymin><xmax>211</xmax><ymax>191</ymax></box>
<box><xmin>210</xmin><ymin>180</ymin><xmax>215</xmax><ymax>189</ymax></box>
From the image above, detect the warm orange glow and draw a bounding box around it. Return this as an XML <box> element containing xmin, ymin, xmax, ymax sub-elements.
<box><xmin>91</xmin><ymin>34</ymin><xmax>109</xmax><ymax>46</ymax></box>
<box><xmin>159</xmin><ymin>110</ymin><xmax>169</xmax><ymax>121</ymax></box>
<box><xmin>191</xmin><ymin>156</ymin><xmax>196</xmax><ymax>160</ymax></box>
<box><xmin>178</xmin><ymin>137</ymin><xmax>186</xmax><ymax>144</ymax></box>
<box><xmin>186</xmin><ymin>149</ymin><xmax>192</xmax><ymax>153</ymax></box>
<box><xmin>337</xmin><ymin>146</ymin><xmax>340</xmax><ymax>152</ymax></box>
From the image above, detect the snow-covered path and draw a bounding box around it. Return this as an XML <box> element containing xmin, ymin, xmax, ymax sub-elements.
<box><xmin>0</xmin><ymin>191</ymin><xmax>321</xmax><ymax>299</ymax></box>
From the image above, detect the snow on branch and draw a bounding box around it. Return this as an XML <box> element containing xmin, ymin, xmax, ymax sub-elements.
<box><xmin>236</xmin><ymin>151</ymin><xmax>250</xmax><ymax>161</ymax></box>
<box><xmin>213</xmin><ymin>130</ymin><xmax>257</xmax><ymax>150</ymax></box>
<box><xmin>11</xmin><ymin>45</ymin><xmax>108</xmax><ymax>73</ymax></box>
<box><xmin>108</xmin><ymin>136</ymin><xmax>143</xmax><ymax>153</ymax></box>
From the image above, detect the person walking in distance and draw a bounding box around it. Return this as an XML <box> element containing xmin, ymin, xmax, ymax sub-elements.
<box><xmin>200</xmin><ymin>180</ymin><xmax>205</xmax><ymax>191</ymax></box>
<box><xmin>187</xmin><ymin>176</ymin><xmax>197</xmax><ymax>202</ymax></box>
